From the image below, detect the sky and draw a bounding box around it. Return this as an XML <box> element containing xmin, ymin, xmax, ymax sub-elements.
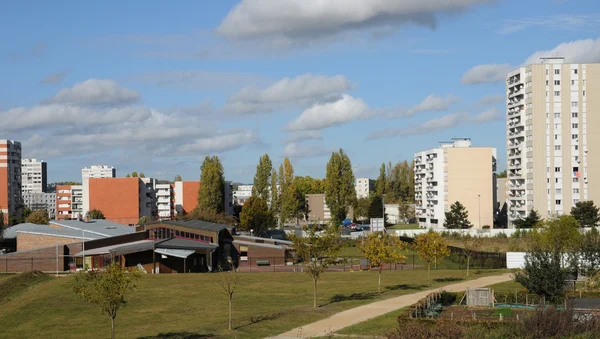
<box><xmin>1</xmin><ymin>0</ymin><xmax>600</xmax><ymax>183</ymax></box>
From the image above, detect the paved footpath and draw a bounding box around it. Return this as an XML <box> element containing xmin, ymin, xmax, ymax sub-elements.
<box><xmin>271</xmin><ymin>273</ymin><xmax>513</xmax><ymax>338</ymax></box>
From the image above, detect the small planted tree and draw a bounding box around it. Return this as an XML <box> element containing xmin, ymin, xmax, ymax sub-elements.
<box><xmin>414</xmin><ymin>232</ymin><xmax>450</xmax><ymax>285</ymax></box>
<box><xmin>73</xmin><ymin>263</ymin><xmax>141</xmax><ymax>339</ymax></box>
<box><xmin>445</xmin><ymin>201</ymin><xmax>472</xmax><ymax>229</ymax></box>
<box><xmin>461</xmin><ymin>235</ymin><xmax>482</xmax><ymax>276</ymax></box>
<box><xmin>290</xmin><ymin>227</ymin><xmax>341</xmax><ymax>308</ymax></box>
<box><xmin>515</xmin><ymin>250</ymin><xmax>566</xmax><ymax>304</ymax></box>
<box><xmin>214</xmin><ymin>267</ymin><xmax>239</xmax><ymax>330</ymax></box>
<box><xmin>87</xmin><ymin>209</ymin><xmax>105</xmax><ymax>220</ymax></box>
<box><xmin>359</xmin><ymin>232</ymin><xmax>407</xmax><ymax>293</ymax></box>
<box><xmin>571</xmin><ymin>201</ymin><xmax>600</xmax><ymax>228</ymax></box>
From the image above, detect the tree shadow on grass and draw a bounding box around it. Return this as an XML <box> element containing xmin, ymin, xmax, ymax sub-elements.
<box><xmin>138</xmin><ymin>332</ymin><xmax>214</xmax><ymax>339</ymax></box>
<box><xmin>323</xmin><ymin>292</ymin><xmax>379</xmax><ymax>306</ymax></box>
<box><xmin>234</xmin><ymin>312</ymin><xmax>282</xmax><ymax>330</ymax></box>
<box><xmin>385</xmin><ymin>284</ymin><xmax>427</xmax><ymax>291</ymax></box>
<box><xmin>433</xmin><ymin>277</ymin><xmax>464</xmax><ymax>283</ymax></box>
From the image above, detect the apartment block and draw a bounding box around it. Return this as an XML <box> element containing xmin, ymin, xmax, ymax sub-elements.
<box><xmin>156</xmin><ymin>183</ymin><xmax>174</xmax><ymax>219</ymax></box>
<box><xmin>0</xmin><ymin>140</ymin><xmax>22</xmax><ymax>224</ymax></box>
<box><xmin>173</xmin><ymin>180</ymin><xmax>200</xmax><ymax>215</ymax></box>
<box><xmin>232</xmin><ymin>185</ymin><xmax>253</xmax><ymax>205</ymax></box>
<box><xmin>82</xmin><ymin>165</ymin><xmax>116</xmax><ymax>179</ymax></box>
<box><xmin>23</xmin><ymin>193</ymin><xmax>56</xmax><ymax>219</ymax></box>
<box><xmin>56</xmin><ymin>185</ymin><xmax>83</xmax><ymax>220</ymax></box>
<box><xmin>356</xmin><ymin>178</ymin><xmax>375</xmax><ymax>199</ymax></box>
<box><xmin>506</xmin><ymin>58</ymin><xmax>600</xmax><ymax>225</ymax></box>
<box><xmin>88</xmin><ymin>177</ymin><xmax>155</xmax><ymax>226</ymax></box>
<box><xmin>21</xmin><ymin>158</ymin><xmax>47</xmax><ymax>194</ymax></box>
<box><xmin>414</xmin><ymin>138</ymin><xmax>497</xmax><ymax>229</ymax></box>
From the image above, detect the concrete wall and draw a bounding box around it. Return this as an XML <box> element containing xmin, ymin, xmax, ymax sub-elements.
<box><xmin>587</xmin><ymin>64</ymin><xmax>600</xmax><ymax>206</ymax></box>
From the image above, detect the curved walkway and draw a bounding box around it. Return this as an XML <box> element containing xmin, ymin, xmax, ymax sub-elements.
<box><xmin>271</xmin><ymin>273</ymin><xmax>513</xmax><ymax>338</ymax></box>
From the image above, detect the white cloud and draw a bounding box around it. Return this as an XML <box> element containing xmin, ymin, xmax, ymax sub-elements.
<box><xmin>223</xmin><ymin>73</ymin><xmax>351</xmax><ymax>115</ymax></box>
<box><xmin>470</xmin><ymin>108</ymin><xmax>503</xmax><ymax>123</ymax></box>
<box><xmin>390</xmin><ymin>94</ymin><xmax>459</xmax><ymax>117</ymax></box>
<box><xmin>217</xmin><ymin>0</ymin><xmax>493</xmax><ymax>44</ymax></box>
<box><xmin>179</xmin><ymin>129</ymin><xmax>258</xmax><ymax>154</ymax></box>
<box><xmin>283</xmin><ymin>130</ymin><xmax>323</xmax><ymax>144</ymax></box>
<box><xmin>524</xmin><ymin>38</ymin><xmax>600</xmax><ymax>65</ymax></box>
<box><xmin>461</xmin><ymin>64</ymin><xmax>512</xmax><ymax>85</ymax></box>
<box><xmin>40</xmin><ymin>71</ymin><xmax>69</xmax><ymax>85</ymax></box>
<box><xmin>46</xmin><ymin>79</ymin><xmax>141</xmax><ymax>106</ymax></box>
<box><xmin>285</xmin><ymin>94</ymin><xmax>371</xmax><ymax>131</ymax></box>
<box><xmin>498</xmin><ymin>15</ymin><xmax>599</xmax><ymax>35</ymax></box>
<box><xmin>282</xmin><ymin>142</ymin><xmax>330</xmax><ymax>158</ymax></box>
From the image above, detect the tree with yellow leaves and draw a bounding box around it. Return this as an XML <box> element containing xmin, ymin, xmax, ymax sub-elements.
<box><xmin>360</xmin><ymin>232</ymin><xmax>407</xmax><ymax>294</ymax></box>
<box><xmin>414</xmin><ymin>231</ymin><xmax>450</xmax><ymax>285</ymax></box>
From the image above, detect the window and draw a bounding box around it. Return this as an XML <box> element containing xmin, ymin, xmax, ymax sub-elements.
<box><xmin>574</xmin><ymin>145</ymin><xmax>579</xmax><ymax>151</ymax></box>
<box><xmin>546</xmin><ymin>80</ymin><xmax>549</xmax><ymax>86</ymax></box>
<box><xmin>556</xmin><ymin>189</ymin><xmax>562</xmax><ymax>194</ymax></box>
<box><xmin>572</xmin><ymin>80</ymin><xmax>575</xmax><ymax>85</ymax></box>
<box><xmin>572</xmin><ymin>123</ymin><xmax>579</xmax><ymax>129</ymax></box>
<box><xmin>556</xmin><ymin>200</ymin><xmax>562</xmax><ymax>205</ymax></box>
<box><xmin>574</xmin><ymin>69</ymin><xmax>578</xmax><ymax>75</ymax></box>
<box><xmin>546</xmin><ymin>69</ymin><xmax>549</xmax><ymax>75</ymax></box>
<box><xmin>572</xmin><ymin>112</ymin><xmax>578</xmax><ymax>118</ymax></box>
<box><xmin>573</xmin><ymin>178</ymin><xmax>579</xmax><ymax>183</ymax></box>
<box><xmin>555</xmin><ymin>145</ymin><xmax>561</xmax><ymax>151</ymax></box>
<box><xmin>555</xmin><ymin>123</ymin><xmax>561</xmax><ymax>129</ymax></box>
<box><xmin>554</xmin><ymin>113</ymin><xmax>561</xmax><ymax>118</ymax></box>
<box><xmin>555</xmin><ymin>91</ymin><xmax>560</xmax><ymax>96</ymax></box>
<box><xmin>554</xmin><ymin>80</ymin><xmax>560</xmax><ymax>85</ymax></box>
<box><xmin>574</xmin><ymin>188</ymin><xmax>580</xmax><ymax>194</ymax></box>
<box><xmin>555</xmin><ymin>167</ymin><xmax>561</xmax><ymax>173</ymax></box>
<box><xmin>555</xmin><ymin>69</ymin><xmax>560</xmax><ymax>75</ymax></box>
<box><xmin>572</xmin><ymin>102</ymin><xmax>578</xmax><ymax>107</ymax></box>
<box><xmin>555</xmin><ymin>135</ymin><xmax>559</xmax><ymax>140</ymax></box>
<box><xmin>572</xmin><ymin>134</ymin><xmax>578</xmax><ymax>140</ymax></box>
<box><xmin>583</xmin><ymin>90</ymin><xmax>586</xmax><ymax>96</ymax></box>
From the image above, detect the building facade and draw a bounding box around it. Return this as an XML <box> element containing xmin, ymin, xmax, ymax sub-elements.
<box><xmin>155</xmin><ymin>183</ymin><xmax>174</xmax><ymax>220</ymax></box>
<box><xmin>232</xmin><ymin>185</ymin><xmax>253</xmax><ymax>205</ymax></box>
<box><xmin>356</xmin><ymin>178</ymin><xmax>375</xmax><ymax>199</ymax></box>
<box><xmin>82</xmin><ymin>165</ymin><xmax>116</xmax><ymax>217</ymax></box>
<box><xmin>23</xmin><ymin>192</ymin><xmax>56</xmax><ymax>219</ymax></box>
<box><xmin>506</xmin><ymin>58</ymin><xmax>600</xmax><ymax>225</ymax></box>
<box><xmin>56</xmin><ymin>185</ymin><xmax>83</xmax><ymax>220</ymax></box>
<box><xmin>0</xmin><ymin>140</ymin><xmax>22</xmax><ymax>225</ymax></box>
<box><xmin>21</xmin><ymin>158</ymin><xmax>47</xmax><ymax>194</ymax></box>
<box><xmin>414</xmin><ymin>138</ymin><xmax>497</xmax><ymax>229</ymax></box>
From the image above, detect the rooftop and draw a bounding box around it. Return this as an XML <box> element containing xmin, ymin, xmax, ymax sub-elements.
<box><xmin>50</xmin><ymin>219</ymin><xmax>136</xmax><ymax>237</ymax></box>
<box><xmin>155</xmin><ymin>220</ymin><xmax>233</xmax><ymax>233</ymax></box>
<box><xmin>5</xmin><ymin>223</ymin><xmax>102</xmax><ymax>240</ymax></box>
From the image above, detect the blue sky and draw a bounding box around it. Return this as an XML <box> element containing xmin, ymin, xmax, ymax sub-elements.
<box><xmin>1</xmin><ymin>0</ymin><xmax>599</xmax><ymax>183</ymax></box>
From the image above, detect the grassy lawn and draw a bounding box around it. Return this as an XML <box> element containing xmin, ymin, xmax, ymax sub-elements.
<box><xmin>443</xmin><ymin>237</ymin><xmax>529</xmax><ymax>253</ymax></box>
<box><xmin>387</xmin><ymin>224</ymin><xmax>420</xmax><ymax>230</ymax></box>
<box><xmin>0</xmin><ymin>269</ymin><xmax>507</xmax><ymax>339</ymax></box>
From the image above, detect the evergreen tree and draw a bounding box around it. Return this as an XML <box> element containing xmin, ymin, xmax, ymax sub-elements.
<box><xmin>270</xmin><ymin>168</ymin><xmax>280</xmax><ymax>217</ymax></box>
<box><xmin>239</xmin><ymin>196</ymin><xmax>275</xmax><ymax>236</ymax></box>
<box><xmin>515</xmin><ymin>250</ymin><xmax>567</xmax><ymax>304</ymax></box>
<box><xmin>198</xmin><ymin>156</ymin><xmax>225</xmax><ymax>214</ymax></box>
<box><xmin>252</xmin><ymin>154</ymin><xmax>272</xmax><ymax>201</ymax></box>
<box><xmin>324</xmin><ymin>149</ymin><xmax>356</xmax><ymax>227</ymax></box>
<box><xmin>375</xmin><ymin>163</ymin><xmax>386</xmax><ymax>196</ymax></box>
<box><xmin>278</xmin><ymin>158</ymin><xmax>300</xmax><ymax>226</ymax></box>
<box><xmin>571</xmin><ymin>201</ymin><xmax>600</xmax><ymax>227</ymax></box>
<box><xmin>515</xmin><ymin>209</ymin><xmax>542</xmax><ymax>229</ymax></box>
<box><xmin>445</xmin><ymin>201</ymin><xmax>472</xmax><ymax>229</ymax></box>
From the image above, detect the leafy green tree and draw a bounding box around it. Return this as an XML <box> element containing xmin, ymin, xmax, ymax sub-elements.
<box><xmin>290</xmin><ymin>228</ymin><xmax>341</xmax><ymax>308</ymax></box>
<box><xmin>294</xmin><ymin>176</ymin><xmax>325</xmax><ymax>195</ymax></box>
<box><xmin>87</xmin><ymin>209</ymin><xmax>105</xmax><ymax>220</ymax></box>
<box><xmin>138</xmin><ymin>216</ymin><xmax>151</xmax><ymax>225</ymax></box>
<box><xmin>368</xmin><ymin>195</ymin><xmax>385</xmax><ymax>220</ymax></box>
<box><xmin>279</xmin><ymin>158</ymin><xmax>301</xmax><ymax>226</ymax></box>
<box><xmin>571</xmin><ymin>201</ymin><xmax>600</xmax><ymax>228</ymax></box>
<box><xmin>131</xmin><ymin>172</ymin><xmax>138</xmax><ymax>178</ymax></box>
<box><xmin>514</xmin><ymin>209</ymin><xmax>542</xmax><ymax>229</ymax></box>
<box><xmin>125</xmin><ymin>173</ymin><xmax>131</xmax><ymax>178</ymax></box>
<box><xmin>570</xmin><ymin>227</ymin><xmax>600</xmax><ymax>277</ymax></box>
<box><xmin>174</xmin><ymin>174</ymin><xmax>182</xmax><ymax>182</ymax></box>
<box><xmin>270</xmin><ymin>168</ymin><xmax>279</xmax><ymax>215</ymax></box>
<box><xmin>252</xmin><ymin>154</ymin><xmax>273</xmax><ymax>202</ymax></box>
<box><xmin>398</xmin><ymin>201</ymin><xmax>416</xmax><ymax>223</ymax></box>
<box><xmin>497</xmin><ymin>170</ymin><xmax>507</xmax><ymax>178</ymax></box>
<box><xmin>25</xmin><ymin>210</ymin><xmax>50</xmax><ymax>225</ymax></box>
<box><xmin>414</xmin><ymin>231</ymin><xmax>450</xmax><ymax>285</ymax></box>
<box><xmin>375</xmin><ymin>163</ymin><xmax>386</xmax><ymax>196</ymax></box>
<box><xmin>445</xmin><ymin>201</ymin><xmax>472</xmax><ymax>229</ymax></box>
<box><xmin>239</xmin><ymin>196</ymin><xmax>275</xmax><ymax>236</ymax></box>
<box><xmin>325</xmin><ymin>149</ymin><xmax>356</xmax><ymax>227</ymax></box>
<box><xmin>19</xmin><ymin>207</ymin><xmax>32</xmax><ymax>224</ymax></box>
<box><xmin>73</xmin><ymin>263</ymin><xmax>141</xmax><ymax>339</ymax></box>
<box><xmin>515</xmin><ymin>250</ymin><xmax>566</xmax><ymax>304</ymax></box>
<box><xmin>359</xmin><ymin>233</ymin><xmax>407</xmax><ymax>293</ymax></box>
<box><xmin>198</xmin><ymin>156</ymin><xmax>225</xmax><ymax>214</ymax></box>
<box><xmin>139</xmin><ymin>173</ymin><xmax>145</xmax><ymax>178</ymax></box>
<box><xmin>534</xmin><ymin>215</ymin><xmax>581</xmax><ymax>255</ymax></box>
<box><xmin>185</xmin><ymin>208</ymin><xmax>236</xmax><ymax>225</ymax></box>
<box><xmin>354</xmin><ymin>197</ymin><xmax>370</xmax><ymax>221</ymax></box>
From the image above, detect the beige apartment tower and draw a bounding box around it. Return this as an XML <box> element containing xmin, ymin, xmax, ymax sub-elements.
<box><xmin>414</xmin><ymin>138</ymin><xmax>497</xmax><ymax>229</ymax></box>
<box><xmin>506</xmin><ymin>58</ymin><xmax>600</xmax><ymax>226</ymax></box>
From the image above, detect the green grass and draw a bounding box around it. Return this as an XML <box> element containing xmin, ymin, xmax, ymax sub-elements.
<box><xmin>387</xmin><ymin>224</ymin><xmax>420</xmax><ymax>230</ymax></box>
<box><xmin>0</xmin><ymin>269</ymin><xmax>506</xmax><ymax>339</ymax></box>
<box><xmin>486</xmin><ymin>279</ymin><xmax>524</xmax><ymax>294</ymax></box>
<box><xmin>493</xmin><ymin>308</ymin><xmax>513</xmax><ymax>316</ymax></box>
<box><xmin>0</xmin><ymin>271</ymin><xmax>54</xmax><ymax>304</ymax></box>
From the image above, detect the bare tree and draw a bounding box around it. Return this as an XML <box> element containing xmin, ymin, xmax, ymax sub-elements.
<box><xmin>215</xmin><ymin>267</ymin><xmax>239</xmax><ymax>330</ymax></box>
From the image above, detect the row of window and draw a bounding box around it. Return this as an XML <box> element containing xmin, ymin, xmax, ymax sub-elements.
<box><xmin>149</xmin><ymin>227</ymin><xmax>213</xmax><ymax>243</ymax></box>
<box><xmin>546</xmin><ymin>69</ymin><xmax>580</xmax><ymax>75</ymax></box>
<box><xmin>549</xmin><ymin>188</ymin><xmax>580</xmax><ymax>195</ymax></box>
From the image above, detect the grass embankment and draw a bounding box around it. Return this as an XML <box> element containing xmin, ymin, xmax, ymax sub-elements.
<box><xmin>443</xmin><ymin>236</ymin><xmax>529</xmax><ymax>253</ymax></box>
<box><xmin>338</xmin><ymin>244</ymin><xmax>463</xmax><ymax>270</ymax></box>
<box><xmin>0</xmin><ymin>269</ymin><xmax>506</xmax><ymax>339</ymax></box>
<box><xmin>0</xmin><ymin>270</ymin><xmax>53</xmax><ymax>304</ymax></box>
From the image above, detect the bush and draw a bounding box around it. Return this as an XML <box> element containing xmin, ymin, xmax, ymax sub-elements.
<box><xmin>391</xmin><ymin>319</ymin><xmax>464</xmax><ymax>339</ymax></box>
<box><xmin>440</xmin><ymin>291</ymin><xmax>458</xmax><ymax>306</ymax></box>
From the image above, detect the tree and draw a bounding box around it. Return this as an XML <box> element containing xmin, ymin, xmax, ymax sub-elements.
<box><xmin>19</xmin><ymin>207</ymin><xmax>32</xmax><ymax>224</ymax></box>
<box><xmin>198</xmin><ymin>156</ymin><xmax>225</xmax><ymax>214</ymax></box>
<box><xmin>359</xmin><ymin>233</ymin><xmax>407</xmax><ymax>293</ymax></box>
<box><xmin>239</xmin><ymin>196</ymin><xmax>275</xmax><ymax>236</ymax></box>
<box><xmin>497</xmin><ymin>170</ymin><xmax>507</xmax><ymax>178</ymax></box>
<box><xmin>138</xmin><ymin>216</ymin><xmax>151</xmax><ymax>225</ymax></box>
<box><xmin>534</xmin><ymin>215</ymin><xmax>581</xmax><ymax>256</ymax></box>
<box><xmin>131</xmin><ymin>172</ymin><xmax>138</xmax><ymax>178</ymax></box>
<box><xmin>139</xmin><ymin>173</ymin><xmax>145</xmax><ymax>178</ymax></box>
<box><xmin>87</xmin><ymin>209</ymin><xmax>105</xmax><ymax>220</ymax></box>
<box><xmin>515</xmin><ymin>250</ymin><xmax>566</xmax><ymax>304</ymax></box>
<box><xmin>125</xmin><ymin>173</ymin><xmax>131</xmax><ymax>178</ymax></box>
<box><xmin>570</xmin><ymin>227</ymin><xmax>600</xmax><ymax>277</ymax></box>
<box><xmin>290</xmin><ymin>228</ymin><xmax>341</xmax><ymax>308</ymax></box>
<box><xmin>279</xmin><ymin>158</ymin><xmax>301</xmax><ymax>226</ymax></box>
<box><xmin>571</xmin><ymin>201</ymin><xmax>600</xmax><ymax>228</ymax></box>
<box><xmin>214</xmin><ymin>267</ymin><xmax>239</xmax><ymax>330</ymax></box>
<box><xmin>367</xmin><ymin>195</ymin><xmax>385</xmax><ymax>220</ymax></box>
<box><xmin>445</xmin><ymin>201</ymin><xmax>472</xmax><ymax>229</ymax></box>
<box><xmin>414</xmin><ymin>232</ymin><xmax>450</xmax><ymax>285</ymax></box>
<box><xmin>25</xmin><ymin>210</ymin><xmax>50</xmax><ymax>225</ymax></box>
<box><xmin>252</xmin><ymin>154</ymin><xmax>272</xmax><ymax>201</ymax></box>
<box><xmin>73</xmin><ymin>263</ymin><xmax>141</xmax><ymax>339</ymax></box>
<box><xmin>294</xmin><ymin>176</ymin><xmax>325</xmax><ymax>195</ymax></box>
<box><xmin>270</xmin><ymin>168</ymin><xmax>279</xmax><ymax>216</ymax></box>
<box><xmin>398</xmin><ymin>201</ymin><xmax>416</xmax><ymax>224</ymax></box>
<box><xmin>354</xmin><ymin>197</ymin><xmax>370</xmax><ymax>221</ymax></box>
<box><xmin>375</xmin><ymin>163</ymin><xmax>386</xmax><ymax>196</ymax></box>
<box><xmin>174</xmin><ymin>174</ymin><xmax>182</xmax><ymax>182</ymax></box>
<box><xmin>185</xmin><ymin>208</ymin><xmax>236</xmax><ymax>225</ymax></box>
<box><xmin>325</xmin><ymin>149</ymin><xmax>356</xmax><ymax>227</ymax></box>
<box><xmin>514</xmin><ymin>209</ymin><xmax>542</xmax><ymax>229</ymax></box>
<box><xmin>461</xmin><ymin>236</ymin><xmax>483</xmax><ymax>277</ymax></box>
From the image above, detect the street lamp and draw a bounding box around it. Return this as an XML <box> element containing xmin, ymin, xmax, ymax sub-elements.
<box><xmin>477</xmin><ymin>194</ymin><xmax>481</xmax><ymax>228</ymax></box>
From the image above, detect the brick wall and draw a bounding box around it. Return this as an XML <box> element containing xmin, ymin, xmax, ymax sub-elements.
<box><xmin>89</xmin><ymin>178</ymin><xmax>140</xmax><ymax>225</ymax></box>
<box><xmin>0</xmin><ymin>246</ymin><xmax>67</xmax><ymax>273</ymax></box>
<box><xmin>17</xmin><ymin>233</ymin><xmax>82</xmax><ymax>252</ymax></box>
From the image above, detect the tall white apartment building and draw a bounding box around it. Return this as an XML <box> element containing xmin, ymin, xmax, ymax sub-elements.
<box><xmin>21</xmin><ymin>158</ymin><xmax>47</xmax><ymax>194</ymax></box>
<box><xmin>82</xmin><ymin>165</ymin><xmax>116</xmax><ymax>217</ymax></box>
<box><xmin>356</xmin><ymin>178</ymin><xmax>375</xmax><ymax>199</ymax></box>
<box><xmin>232</xmin><ymin>185</ymin><xmax>253</xmax><ymax>205</ymax></box>
<box><xmin>414</xmin><ymin>138</ymin><xmax>497</xmax><ymax>229</ymax></box>
<box><xmin>0</xmin><ymin>140</ymin><xmax>22</xmax><ymax>224</ymax></box>
<box><xmin>506</xmin><ymin>58</ymin><xmax>600</xmax><ymax>225</ymax></box>
<box><xmin>155</xmin><ymin>183</ymin><xmax>173</xmax><ymax>219</ymax></box>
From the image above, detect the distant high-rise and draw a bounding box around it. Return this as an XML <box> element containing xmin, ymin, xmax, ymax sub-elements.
<box><xmin>355</xmin><ymin>178</ymin><xmax>375</xmax><ymax>199</ymax></box>
<box><xmin>0</xmin><ymin>140</ymin><xmax>22</xmax><ymax>224</ymax></box>
<box><xmin>21</xmin><ymin>158</ymin><xmax>47</xmax><ymax>194</ymax></box>
<box><xmin>505</xmin><ymin>58</ymin><xmax>600</xmax><ymax>226</ymax></box>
